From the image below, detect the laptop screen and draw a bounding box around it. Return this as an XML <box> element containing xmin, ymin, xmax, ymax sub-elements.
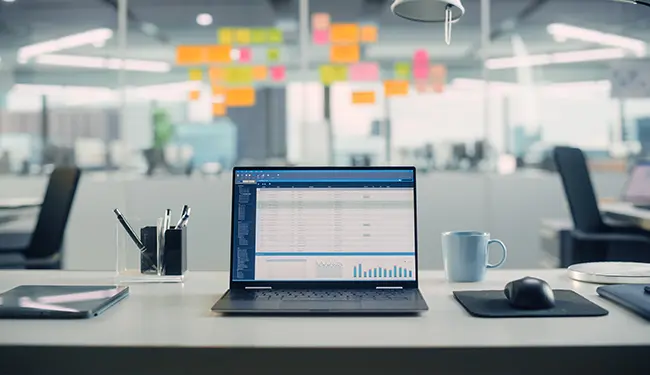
<box><xmin>231</xmin><ymin>168</ymin><xmax>417</xmax><ymax>282</ymax></box>
<box><xmin>623</xmin><ymin>162</ymin><xmax>650</xmax><ymax>204</ymax></box>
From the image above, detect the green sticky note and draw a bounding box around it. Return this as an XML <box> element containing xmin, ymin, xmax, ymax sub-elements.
<box><xmin>267</xmin><ymin>28</ymin><xmax>284</xmax><ymax>44</ymax></box>
<box><xmin>251</xmin><ymin>28</ymin><xmax>268</xmax><ymax>44</ymax></box>
<box><xmin>267</xmin><ymin>48</ymin><xmax>280</xmax><ymax>62</ymax></box>
<box><xmin>394</xmin><ymin>62</ymin><xmax>411</xmax><ymax>79</ymax></box>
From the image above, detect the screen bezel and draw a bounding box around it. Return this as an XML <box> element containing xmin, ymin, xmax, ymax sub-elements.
<box><xmin>228</xmin><ymin>166</ymin><xmax>419</xmax><ymax>290</ymax></box>
<box><xmin>622</xmin><ymin>161</ymin><xmax>650</xmax><ymax>204</ymax></box>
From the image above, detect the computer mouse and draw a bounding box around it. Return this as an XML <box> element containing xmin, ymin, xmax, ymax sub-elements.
<box><xmin>504</xmin><ymin>276</ymin><xmax>556</xmax><ymax>310</ymax></box>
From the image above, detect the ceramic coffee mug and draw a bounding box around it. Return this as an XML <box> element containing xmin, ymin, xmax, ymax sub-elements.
<box><xmin>441</xmin><ymin>231</ymin><xmax>507</xmax><ymax>282</ymax></box>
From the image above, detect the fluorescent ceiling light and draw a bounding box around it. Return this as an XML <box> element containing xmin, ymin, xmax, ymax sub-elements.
<box><xmin>34</xmin><ymin>54</ymin><xmax>171</xmax><ymax>73</ymax></box>
<box><xmin>196</xmin><ymin>13</ymin><xmax>213</xmax><ymax>26</ymax></box>
<box><xmin>547</xmin><ymin>23</ymin><xmax>646</xmax><ymax>57</ymax></box>
<box><xmin>2</xmin><ymin>0</ymin><xmax>16</xmax><ymax>3</ymax></box>
<box><xmin>486</xmin><ymin>48</ymin><xmax>627</xmax><ymax>70</ymax></box>
<box><xmin>18</xmin><ymin>28</ymin><xmax>113</xmax><ymax>63</ymax></box>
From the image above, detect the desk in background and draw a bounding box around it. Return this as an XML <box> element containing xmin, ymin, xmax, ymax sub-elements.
<box><xmin>0</xmin><ymin>198</ymin><xmax>40</xmax><ymax>227</ymax></box>
<box><xmin>0</xmin><ymin>270</ymin><xmax>648</xmax><ymax>375</ymax></box>
<box><xmin>601</xmin><ymin>202</ymin><xmax>650</xmax><ymax>231</ymax></box>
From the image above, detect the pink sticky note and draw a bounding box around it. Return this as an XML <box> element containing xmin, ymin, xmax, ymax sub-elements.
<box><xmin>413</xmin><ymin>65</ymin><xmax>429</xmax><ymax>80</ymax></box>
<box><xmin>413</xmin><ymin>49</ymin><xmax>429</xmax><ymax>63</ymax></box>
<box><xmin>349</xmin><ymin>62</ymin><xmax>379</xmax><ymax>81</ymax></box>
<box><xmin>270</xmin><ymin>65</ymin><xmax>286</xmax><ymax>81</ymax></box>
<box><xmin>239</xmin><ymin>47</ymin><xmax>252</xmax><ymax>63</ymax></box>
<box><xmin>312</xmin><ymin>29</ymin><xmax>329</xmax><ymax>45</ymax></box>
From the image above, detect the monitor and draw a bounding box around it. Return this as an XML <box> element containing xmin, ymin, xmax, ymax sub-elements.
<box><xmin>623</xmin><ymin>162</ymin><xmax>650</xmax><ymax>204</ymax></box>
<box><xmin>231</xmin><ymin>168</ymin><xmax>417</xmax><ymax>282</ymax></box>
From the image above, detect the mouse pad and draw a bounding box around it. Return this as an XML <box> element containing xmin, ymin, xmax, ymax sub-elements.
<box><xmin>453</xmin><ymin>290</ymin><xmax>609</xmax><ymax>318</ymax></box>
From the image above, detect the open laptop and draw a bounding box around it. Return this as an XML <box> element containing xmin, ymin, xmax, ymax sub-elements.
<box><xmin>622</xmin><ymin>161</ymin><xmax>650</xmax><ymax>209</ymax></box>
<box><xmin>211</xmin><ymin>166</ymin><xmax>428</xmax><ymax>314</ymax></box>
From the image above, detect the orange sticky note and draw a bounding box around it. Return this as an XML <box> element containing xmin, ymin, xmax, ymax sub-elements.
<box><xmin>211</xmin><ymin>85</ymin><xmax>226</xmax><ymax>97</ymax></box>
<box><xmin>384</xmin><ymin>80</ymin><xmax>409</xmax><ymax>97</ymax></box>
<box><xmin>212</xmin><ymin>102</ymin><xmax>227</xmax><ymax>116</ymax></box>
<box><xmin>312</xmin><ymin>13</ymin><xmax>331</xmax><ymax>30</ymax></box>
<box><xmin>253</xmin><ymin>65</ymin><xmax>268</xmax><ymax>80</ymax></box>
<box><xmin>188</xmin><ymin>90</ymin><xmax>201</xmax><ymax>101</ymax></box>
<box><xmin>360</xmin><ymin>25</ymin><xmax>378</xmax><ymax>43</ymax></box>
<box><xmin>226</xmin><ymin>87</ymin><xmax>256</xmax><ymax>107</ymax></box>
<box><xmin>330</xmin><ymin>24</ymin><xmax>360</xmax><ymax>44</ymax></box>
<box><xmin>330</xmin><ymin>44</ymin><xmax>359</xmax><ymax>63</ymax></box>
<box><xmin>176</xmin><ymin>46</ymin><xmax>205</xmax><ymax>65</ymax></box>
<box><xmin>206</xmin><ymin>45</ymin><xmax>231</xmax><ymax>63</ymax></box>
<box><xmin>351</xmin><ymin>91</ymin><xmax>375</xmax><ymax>104</ymax></box>
<box><xmin>430</xmin><ymin>64</ymin><xmax>447</xmax><ymax>93</ymax></box>
<box><xmin>209</xmin><ymin>67</ymin><xmax>226</xmax><ymax>83</ymax></box>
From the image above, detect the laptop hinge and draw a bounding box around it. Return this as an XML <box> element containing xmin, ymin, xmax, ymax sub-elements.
<box><xmin>376</xmin><ymin>286</ymin><xmax>403</xmax><ymax>289</ymax></box>
<box><xmin>245</xmin><ymin>286</ymin><xmax>272</xmax><ymax>290</ymax></box>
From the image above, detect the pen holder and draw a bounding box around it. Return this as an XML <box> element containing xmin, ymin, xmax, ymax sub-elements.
<box><xmin>115</xmin><ymin>219</ymin><xmax>186</xmax><ymax>283</ymax></box>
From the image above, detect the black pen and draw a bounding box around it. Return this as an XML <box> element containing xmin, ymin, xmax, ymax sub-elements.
<box><xmin>113</xmin><ymin>209</ymin><xmax>154</xmax><ymax>269</ymax></box>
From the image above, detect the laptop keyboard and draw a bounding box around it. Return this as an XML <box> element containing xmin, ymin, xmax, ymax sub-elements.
<box><xmin>246</xmin><ymin>289</ymin><xmax>411</xmax><ymax>301</ymax></box>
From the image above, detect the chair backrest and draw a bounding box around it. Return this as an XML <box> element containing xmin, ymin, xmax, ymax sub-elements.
<box><xmin>553</xmin><ymin>146</ymin><xmax>604</xmax><ymax>232</ymax></box>
<box><xmin>25</xmin><ymin>167</ymin><xmax>81</xmax><ymax>259</ymax></box>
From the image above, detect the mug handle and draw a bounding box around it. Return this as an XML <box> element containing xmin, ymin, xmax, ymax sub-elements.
<box><xmin>486</xmin><ymin>239</ymin><xmax>507</xmax><ymax>269</ymax></box>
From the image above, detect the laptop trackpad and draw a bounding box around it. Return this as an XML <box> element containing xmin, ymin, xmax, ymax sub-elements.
<box><xmin>280</xmin><ymin>301</ymin><xmax>362</xmax><ymax>310</ymax></box>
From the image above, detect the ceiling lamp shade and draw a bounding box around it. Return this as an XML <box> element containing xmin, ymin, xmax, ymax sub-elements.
<box><xmin>391</xmin><ymin>0</ymin><xmax>465</xmax><ymax>23</ymax></box>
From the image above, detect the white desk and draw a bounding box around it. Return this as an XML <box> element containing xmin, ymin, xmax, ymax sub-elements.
<box><xmin>0</xmin><ymin>270</ymin><xmax>648</xmax><ymax>375</ymax></box>
<box><xmin>0</xmin><ymin>197</ymin><xmax>41</xmax><ymax>210</ymax></box>
<box><xmin>602</xmin><ymin>202</ymin><xmax>650</xmax><ymax>230</ymax></box>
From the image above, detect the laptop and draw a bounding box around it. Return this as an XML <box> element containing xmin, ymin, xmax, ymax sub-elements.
<box><xmin>621</xmin><ymin>161</ymin><xmax>650</xmax><ymax>209</ymax></box>
<box><xmin>211</xmin><ymin>166</ymin><xmax>428</xmax><ymax>314</ymax></box>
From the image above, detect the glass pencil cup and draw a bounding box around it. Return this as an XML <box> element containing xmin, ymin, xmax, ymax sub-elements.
<box><xmin>115</xmin><ymin>217</ymin><xmax>186</xmax><ymax>283</ymax></box>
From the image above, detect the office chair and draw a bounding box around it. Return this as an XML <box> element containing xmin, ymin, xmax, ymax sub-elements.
<box><xmin>553</xmin><ymin>146</ymin><xmax>650</xmax><ymax>264</ymax></box>
<box><xmin>0</xmin><ymin>167</ymin><xmax>81</xmax><ymax>269</ymax></box>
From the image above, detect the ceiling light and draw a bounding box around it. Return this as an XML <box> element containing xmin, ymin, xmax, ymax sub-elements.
<box><xmin>391</xmin><ymin>0</ymin><xmax>465</xmax><ymax>45</ymax></box>
<box><xmin>196</xmin><ymin>13</ymin><xmax>213</xmax><ymax>26</ymax></box>
<box><xmin>34</xmin><ymin>54</ymin><xmax>171</xmax><ymax>73</ymax></box>
<box><xmin>486</xmin><ymin>48</ymin><xmax>628</xmax><ymax>70</ymax></box>
<box><xmin>18</xmin><ymin>28</ymin><xmax>113</xmax><ymax>63</ymax></box>
<box><xmin>547</xmin><ymin>23</ymin><xmax>646</xmax><ymax>57</ymax></box>
<box><xmin>2</xmin><ymin>0</ymin><xmax>16</xmax><ymax>3</ymax></box>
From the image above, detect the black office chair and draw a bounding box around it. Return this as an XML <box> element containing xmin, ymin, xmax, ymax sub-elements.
<box><xmin>553</xmin><ymin>146</ymin><xmax>650</xmax><ymax>264</ymax></box>
<box><xmin>0</xmin><ymin>167</ymin><xmax>81</xmax><ymax>269</ymax></box>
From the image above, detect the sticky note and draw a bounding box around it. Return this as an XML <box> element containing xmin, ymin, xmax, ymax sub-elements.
<box><xmin>239</xmin><ymin>47</ymin><xmax>252</xmax><ymax>63</ymax></box>
<box><xmin>351</xmin><ymin>91</ymin><xmax>376</xmax><ymax>104</ymax></box>
<box><xmin>430</xmin><ymin>64</ymin><xmax>446</xmax><ymax>93</ymax></box>
<box><xmin>176</xmin><ymin>46</ymin><xmax>205</xmax><ymax>65</ymax></box>
<box><xmin>189</xmin><ymin>68</ymin><xmax>203</xmax><ymax>81</ymax></box>
<box><xmin>384</xmin><ymin>80</ymin><xmax>409</xmax><ymax>97</ymax></box>
<box><xmin>252</xmin><ymin>65</ymin><xmax>268</xmax><ymax>80</ymax></box>
<box><xmin>319</xmin><ymin>65</ymin><xmax>348</xmax><ymax>85</ymax></box>
<box><xmin>206</xmin><ymin>45</ymin><xmax>231</xmax><ymax>63</ymax></box>
<box><xmin>188</xmin><ymin>90</ymin><xmax>201</xmax><ymax>101</ymax></box>
<box><xmin>268</xmin><ymin>28</ymin><xmax>283</xmax><ymax>44</ymax></box>
<box><xmin>413</xmin><ymin>65</ymin><xmax>429</xmax><ymax>80</ymax></box>
<box><xmin>217</xmin><ymin>28</ymin><xmax>233</xmax><ymax>45</ymax></box>
<box><xmin>360</xmin><ymin>25</ymin><xmax>378</xmax><ymax>43</ymax></box>
<box><xmin>313</xmin><ymin>29</ymin><xmax>329</xmax><ymax>45</ymax></box>
<box><xmin>270</xmin><ymin>65</ymin><xmax>286</xmax><ymax>81</ymax></box>
<box><xmin>235</xmin><ymin>28</ymin><xmax>251</xmax><ymax>44</ymax></box>
<box><xmin>312</xmin><ymin>13</ymin><xmax>331</xmax><ymax>30</ymax></box>
<box><xmin>330</xmin><ymin>24</ymin><xmax>360</xmax><ymax>44</ymax></box>
<box><xmin>394</xmin><ymin>62</ymin><xmax>411</xmax><ymax>79</ymax></box>
<box><xmin>267</xmin><ymin>48</ymin><xmax>280</xmax><ymax>62</ymax></box>
<box><xmin>251</xmin><ymin>28</ymin><xmax>268</xmax><ymax>44</ymax></box>
<box><xmin>212</xmin><ymin>102</ymin><xmax>227</xmax><ymax>116</ymax></box>
<box><xmin>413</xmin><ymin>49</ymin><xmax>429</xmax><ymax>64</ymax></box>
<box><xmin>330</xmin><ymin>44</ymin><xmax>359</xmax><ymax>63</ymax></box>
<box><xmin>225</xmin><ymin>66</ymin><xmax>254</xmax><ymax>85</ymax></box>
<box><xmin>349</xmin><ymin>62</ymin><xmax>379</xmax><ymax>81</ymax></box>
<box><xmin>211</xmin><ymin>85</ymin><xmax>226</xmax><ymax>97</ymax></box>
<box><xmin>209</xmin><ymin>67</ymin><xmax>226</xmax><ymax>83</ymax></box>
<box><xmin>226</xmin><ymin>87</ymin><xmax>256</xmax><ymax>107</ymax></box>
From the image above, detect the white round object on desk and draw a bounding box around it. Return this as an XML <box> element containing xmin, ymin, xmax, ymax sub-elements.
<box><xmin>568</xmin><ymin>262</ymin><xmax>650</xmax><ymax>284</ymax></box>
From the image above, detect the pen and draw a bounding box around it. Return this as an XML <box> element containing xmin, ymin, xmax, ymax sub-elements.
<box><xmin>162</xmin><ymin>209</ymin><xmax>171</xmax><ymax>232</ymax></box>
<box><xmin>176</xmin><ymin>207</ymin><xmax>191</xmax><ymax>228</ymax></box>
<box><xmin>113</xmin><ymin>209</ymin><xmax>155</xmax><ymax>270</ymax></box>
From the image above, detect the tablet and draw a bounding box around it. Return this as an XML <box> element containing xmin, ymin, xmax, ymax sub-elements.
<box><xmin>0</xmin><ymin>285</ymin><xmax>129</xmax><ymax>319</ymax></box>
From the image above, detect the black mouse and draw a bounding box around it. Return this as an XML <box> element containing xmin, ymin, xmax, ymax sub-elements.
<box><xmin>504</xmin><ymin>276</ymin><xmax>555</xmax><ymax>310</ymax></box>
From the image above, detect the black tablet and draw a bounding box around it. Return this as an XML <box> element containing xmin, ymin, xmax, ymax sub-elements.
<box><xmin>0</xmin><ymin>285</ymin><xmax>129</xmax><ymax>319</ymax></box>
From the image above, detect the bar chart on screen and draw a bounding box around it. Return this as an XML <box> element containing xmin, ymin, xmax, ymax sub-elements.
<box><xmin>353</xmin><ymin>263</ymin><xmax>414</xmax><ymax>279</ymax></box>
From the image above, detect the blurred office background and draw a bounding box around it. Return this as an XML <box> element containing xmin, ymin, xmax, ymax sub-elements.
<box><xmin>0</xmin><ymin>0</ymin><xmax>649</xmax><ymax>271</ymax></box>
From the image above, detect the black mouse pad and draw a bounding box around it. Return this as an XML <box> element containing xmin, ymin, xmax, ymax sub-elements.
<box><xmin>453</xmin><ymin>290</ymin><xmax>608</xmax><ymax>318</ymax></box>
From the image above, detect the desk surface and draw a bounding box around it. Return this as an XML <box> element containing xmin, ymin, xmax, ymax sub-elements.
<box><xmin>0</xmin><ymin>197</ymin><xmax>41</xmax><ymax>210</ymax></box>
<box><xmin>1</xmin><ymin>269</ymin><xmax>648</xmax><ymax>375</ymax></box>
<box><xmin>602</xmin><ymin>201</ymin><xmax>650</xmax><ymax>221</ymax></box>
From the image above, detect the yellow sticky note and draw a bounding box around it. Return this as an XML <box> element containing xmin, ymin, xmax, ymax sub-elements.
<box><xmin>218</xmin><ymin>28</ymin><xmax>233</xmax><ymax>45</ymax></box>
<box><xmin>267</xmin><ymin>48</ymin><xmax>280</xmax><ymax>62</ymax></box>
<box><xmin>235</xmin><ymin>28</ymin><xmax>251</xmax><ymax>44</ymax></box>
<box><xmin>189</xmin><ymin>68</ymin><xmax>203</xmax><ymax>81</ymax></box>
<box><xmin>251</xmin><ymin>28</ymin><xmax>268</xmax><ymax>44</ymax></box>
<box><xmin>384</xmin><ymin>80</ymin><xmax>409</xmax><ymax>97</ymax></box>
<box><xmin>330</xmin><ymin>44</ymin><xmax>359</xmax><ymax>63</ymax></box>
<box><xmin>226</xmin><ymin>87</ymin><xmax>256</xmax><ymax>107</ymax></box>
<box><xmin>267</xmin><ymin>28</ymin><xmax>283</xmax><ymax>44</ymax></box>
<box><xmin>225</xmin><ymin>66</ymin><xmax>254</xmax><ymax>85</ymax></box>
<box><xmin>394</xmin><ymin>62</ymin><xmax>411</xmax><ymax>79</ymax></box>
<box><xmin>351</xmin><ymin>91</ymin><xmax>376</xmax><ymax>104</ymax></box>
<box><xmin>319</xmin><ymin>65</ymin><xmax>348</xmax><ymax>85</ymax></box>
